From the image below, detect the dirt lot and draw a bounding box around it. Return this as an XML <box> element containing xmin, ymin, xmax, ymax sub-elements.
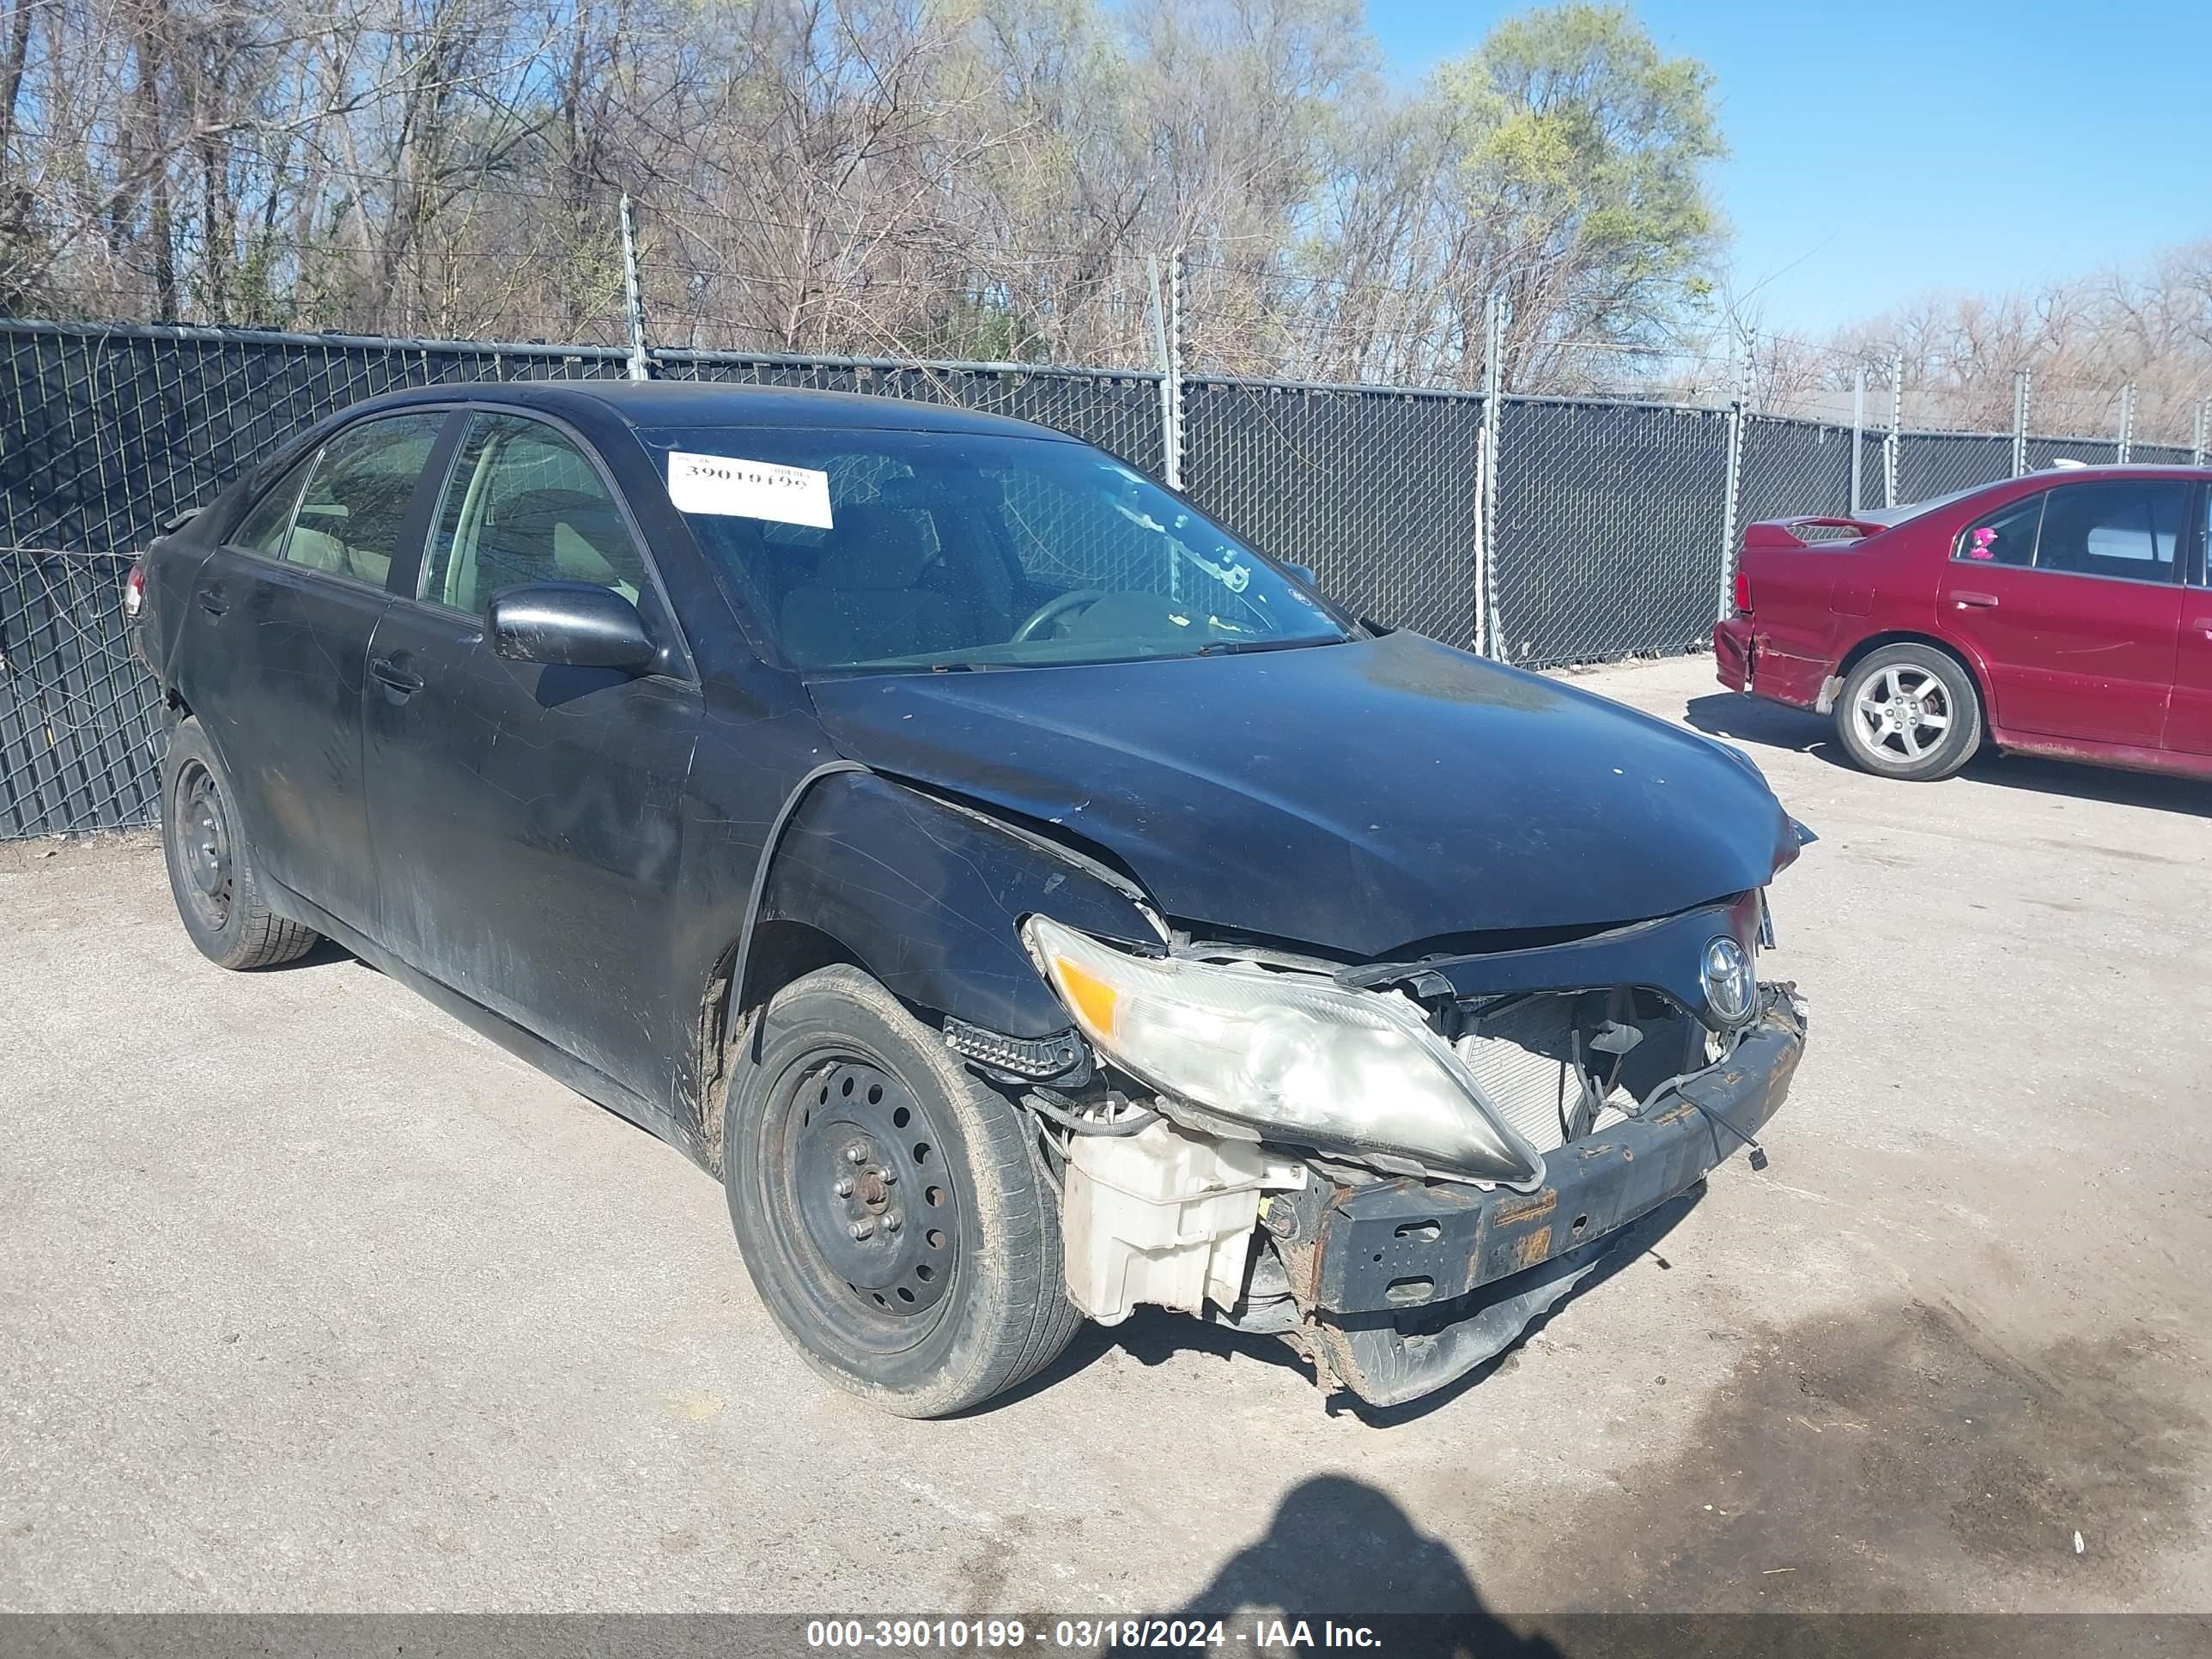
<box><xmin>3</xmin><ymin>653</ymin><xmax>2209</xmax><ymax>1619</ymax></box>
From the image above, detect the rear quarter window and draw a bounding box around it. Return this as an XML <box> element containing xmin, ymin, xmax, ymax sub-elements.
<box><xmin>1954</xmin><ymin>494</ymin><xmax>2041</xmax><ymax>568</ymax></box>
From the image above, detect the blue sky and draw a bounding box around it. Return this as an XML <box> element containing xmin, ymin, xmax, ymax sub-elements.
<box><xmin>1364</xmin><ymin>0</ymin><xmax>2212</xmax><ymax>340</ymax></box>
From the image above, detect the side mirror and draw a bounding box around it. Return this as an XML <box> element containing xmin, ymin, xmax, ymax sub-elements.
<box><xmin>489</xmin><ymin>580</ymin><xmax>657</xmax><ymax>672</ymax></box>
<box><xmin>1282</xmin><ymin>562</ymin><xmax>1319</xmax><ymax>588</ymax></box>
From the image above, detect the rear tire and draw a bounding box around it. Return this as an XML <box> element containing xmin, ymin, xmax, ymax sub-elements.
<box><xmin>1833</xmin><ymin>644</ymin><xmax>1983</xmax><ymax>781</ymax></box>
<box><xmin>160</xmin><ymin>717</ymin><xmax>322</xmax><ymax>969</ymax></box>
<box><xmin>725</xmin><ymin>964</ymin><xmax>1081</xmax><ymax>1417</ymax></box>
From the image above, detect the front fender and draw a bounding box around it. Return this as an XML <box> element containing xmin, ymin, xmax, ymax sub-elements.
<box><xmin>756</xmin><ymin>771</ymin><xmax>1163</xmax><ymax>1038</ymax></box>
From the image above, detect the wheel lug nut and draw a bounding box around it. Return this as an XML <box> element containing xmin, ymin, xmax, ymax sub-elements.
<box><xmin>846</xmin><ymin>1142</ymin><xmax>868</xmax><ymax>1164</ymax></box>
<box><xmin>878</xmin><ymin>1168</ymin><xmax>897</xmax><ymax>1185</ymax></box>
<box><xmin>883</xmin><ymin>1211</ymin><xmax>902</xmax><ymax>1232</ymax></box>
<box><xmin>849</xmin><ymin>1220</ymin><xmax>874</xmax><ymax>1240</ymax></box>
<box><xmin>834</xmin><ymin>1177</ymin><xmax>854</xmax><ymax>1198</ymax></box>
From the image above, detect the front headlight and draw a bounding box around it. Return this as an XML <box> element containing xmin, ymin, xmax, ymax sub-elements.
<box><xmin>1021</xmin><ymin>915</ymin><xmax>1542</xmax><ymax>1185</ymax></box>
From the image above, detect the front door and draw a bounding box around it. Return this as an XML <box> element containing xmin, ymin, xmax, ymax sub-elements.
<box><xmin>177</xmin><ymin>411</ymin><xmax>450</xmax><ymax>929</ymax></box>
<box><xmin>362</xmin><ymin>410</ymin><xmax>702</xmax><ymax>1105</ymax></box>
<box><xmin>1937</xmin><ymin>478</ymin><xmax>2187</xmax><ymax>748</ymax></box>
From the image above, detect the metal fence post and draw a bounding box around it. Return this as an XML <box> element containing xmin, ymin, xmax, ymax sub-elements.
<box><xmin>618</xmin><ymin>193</ymin><xmax>650</xmax><ymax>381</ymax></box>
<box><xmin>1850</xmin><ymin>367</ymin><xmax>1865</xmax><ymax>514</ymax></box>
<box><xmin>2116</xmin><ymin>383</ymin><xmax>2136</xmax><ymax>465</ymax></box>
<box><xmin>1474</xmin><ymin>292</ymin><xmax>1508</xmax><ymax>659</ymax></box>
<box><xmin>2010</xmin><ymin>368</ymin><xmax>2030</xmax><ymax>477</ymax></box>
<box><xmin>1170</xmin><ymin>249</ymin><xmax>1189</xmax><ymax>492</ymax></box>
<box><xmin>1717</xmin><ymin>332</ymin><xmax>1749</xmax><ymax>623</ymax></box>
<box><xmin>1884</xmin><ymin>356</ymin><xmax>1902</xmax><ymax>507</ymax></box>
<box><xmin>1146</xmin><ymin>254</ymin><xmax>1184</xmax><ymax>490</ymax></box>
<box><xmin>2194</xmin><ymin>398</ymin><xmax>2208</xmax><ymax>468</ymax></box>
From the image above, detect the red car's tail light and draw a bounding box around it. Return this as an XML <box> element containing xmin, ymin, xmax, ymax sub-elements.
<box><xmin>123</xmin><ymin>561</ymin><xmax>147</xmax><ymax>620</ymax></box>
<box><xmin>1732</xmin><ymin>568</ymin><xmax>1752</xmax><ymax>616</ymax></box>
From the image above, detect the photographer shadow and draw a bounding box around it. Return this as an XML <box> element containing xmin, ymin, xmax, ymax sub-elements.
<box><xmin>1170</xmin><ymin>1474</ymin><xmax>1565</xmax><ymax>1656</ymax></box>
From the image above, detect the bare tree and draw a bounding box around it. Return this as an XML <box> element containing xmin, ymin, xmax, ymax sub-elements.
<box><xmin>0</xmin><ymin>0</ymin><xmax>1737</xmax><ymax>390</ymax></box>
<box><xmin>1747</xmin><ymin>241</ymin><xmax>2212</xmax><ymax>443</ymax></box>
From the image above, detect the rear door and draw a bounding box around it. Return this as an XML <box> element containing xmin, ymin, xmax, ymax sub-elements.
<box><xmin>2160</xmin><ymin>485</ymin><xmax>2212</xmax><ymax>757</ymax></box>
<box><xmin>1936</xmin><ymin>479</ymin><xmax>2187</xmax><ymax>748</ymax></box>
<box><xmin>177</xmin><ymin>410</ymin><xmax>451</xmax><ymax>929</ymax></box>
<box><xmin>362</xmin><ymin>409</ymin><xmax>702</xmax><ymax>1103</ymax></box>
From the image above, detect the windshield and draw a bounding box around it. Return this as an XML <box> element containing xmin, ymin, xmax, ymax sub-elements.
<box><xmin>642</xmin><ymin>425</ymin><xmax>1351</xmax><ymax>672</ymax></box>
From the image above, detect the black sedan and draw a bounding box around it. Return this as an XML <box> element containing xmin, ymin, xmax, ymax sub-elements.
<box><xmin>128</xmin><ymin>381</ymin><xmax>1808</xmax><ymax>1415</ymax></box>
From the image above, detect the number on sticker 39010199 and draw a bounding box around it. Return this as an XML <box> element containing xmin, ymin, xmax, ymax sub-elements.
<box><xmin>666</xmin><ymin>450</ymin><xmax>835</xmax><ymax>530</ymax></box>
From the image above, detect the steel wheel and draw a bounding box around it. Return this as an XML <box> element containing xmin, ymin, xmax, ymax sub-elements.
<box><xmin>159</xmin><ymin>717</ymin><xmax>323</xmax><ymax>969</ymax></box>
<box><xmin>175</xmin><ymin>757</ymin><xmax>235</xmax><ymax>933</ymax></box>
<box><xmin>1850</xmin><ymin>662</ymin><xmax>1953</xmax><ymax>763</ymax></box>
<box><xmin>724</xmin><ymin>964</ymin><xmax>1080</xmax><ymax>1416</ymax></box>
<box><xmin>775</xmin><ymin>1054</ymin><xmax>957</xmax><ymax>1334</ymax></box>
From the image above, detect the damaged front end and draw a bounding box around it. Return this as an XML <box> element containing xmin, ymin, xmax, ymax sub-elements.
<box><xmin>1284</xmin><ymin>982</ymin><xmax>1802</xmax><ymax>1405</ymax></box>
<box><xmin>983</xmin><ymin>897</ymin><xmax>1808</xmax><ymax>1408</ymax></box>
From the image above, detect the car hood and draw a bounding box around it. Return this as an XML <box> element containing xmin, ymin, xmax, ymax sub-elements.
<box><xmin>803</xmin><ymin>632</ymin><xmax>1796</xmax><ymax>958</ymax></box>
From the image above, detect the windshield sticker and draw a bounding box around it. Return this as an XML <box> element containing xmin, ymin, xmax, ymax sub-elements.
<box><xmin>667</xmin><ymin>452</ymin><xmax>834</xmax><ymax>529</ymax></box>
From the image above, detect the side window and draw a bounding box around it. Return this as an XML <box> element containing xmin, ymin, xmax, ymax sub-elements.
<box><xmin>2034</xmin><ymin>481</ymin><xmax>2186</xmax><ymax>582</ymax></box>
<box><xmin>422</xmin><ymin>415</ymin><xmax>651</xmax><ymax>615</ymax></box>
<box><xmin>287</xmin><ymin>413</ymin><xmax>447</xmax><ymax>586</ymax></box>
<box><xmin>230</xmin><ymin>453</ymin><xmax>318</xmax><ymax>558</ymax></box>
<box><xmin>1954</xmin><ymin>494</ymin><xmax>2041</xmax><ymax>568</ymax></box>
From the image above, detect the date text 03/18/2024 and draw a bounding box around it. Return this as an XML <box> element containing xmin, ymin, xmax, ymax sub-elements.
<box><xmin>803</xmin><ymin>1620</ymin><xmax>1384</xmax><ymax>1650</ymax></box>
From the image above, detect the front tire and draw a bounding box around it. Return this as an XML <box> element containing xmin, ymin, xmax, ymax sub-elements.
<box><xmin>1834</xmin><ymin>644</ymin><xmax>1983</xmax><ymax>781</ymax></box>
<box><xmin>160</xmin><ymin>717</ymin><xmax>322</xmax><ymax>969</ymax></box>
<box><xmin>724</xmin><ymin>965</ymin><xmax>1082</xmax><ymax>1417</ymax></box>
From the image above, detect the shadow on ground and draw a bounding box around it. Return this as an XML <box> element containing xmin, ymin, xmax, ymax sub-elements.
<box><xmin>257</xmin><ymin>936</ymin><xmax>358</xmax><ymax>972</ymax></box>
<box><xmin>1174</xmin><ymin>1474</ymin><xmax>1562</xmax><ymax>1649</ymax></box>
<box><xmin>1139</xmin><ymin>1298</ymin><xmax>2203</xmax><ymax>1638</ymax></box>
<box><xmin>1686</xmin><ymin>692</ymin><xmax>2212</xmax><ymax>817</ymax></box>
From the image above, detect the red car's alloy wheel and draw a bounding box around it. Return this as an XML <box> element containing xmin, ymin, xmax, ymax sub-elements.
<box><xmin>1848</xmin><ymin>663</ymin><xmax>1954</xmax><ymax>764</ymax></box>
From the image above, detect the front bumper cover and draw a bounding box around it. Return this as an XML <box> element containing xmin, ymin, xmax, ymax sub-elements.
<box><xmin>1299</xmin><ymin>988</ymin><xmax>1804</xmax><ymax>1407</ymax></box>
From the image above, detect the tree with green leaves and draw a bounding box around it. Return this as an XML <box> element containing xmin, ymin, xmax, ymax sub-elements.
<box><xmin>1298</xmin><ymin>3</ymin><xmax>1724</xmax><ymax>388</ymax></box>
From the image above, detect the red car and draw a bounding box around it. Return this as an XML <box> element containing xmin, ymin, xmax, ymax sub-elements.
<box><xmin>1715</xmin><ymin>465</ymin><xmax>2212</xmax><ymax>781</ymax></box>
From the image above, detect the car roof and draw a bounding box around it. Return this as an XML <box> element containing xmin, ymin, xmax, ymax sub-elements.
<box><xmin>2000</xmin><ymin>462</ymin><xmax>2208</xmax><ymax>483</ymax></box>
<box><xmin>1860</xmin><ymin>463</ymin><xmax>2209</xmax><ymax>526</ymax></box>
<box><xmin>351</xmin><ymin>378</ymin><xmax>1079</xmax><ymax>442</ymax></box>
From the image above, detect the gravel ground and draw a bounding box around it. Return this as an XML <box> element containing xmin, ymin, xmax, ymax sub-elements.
<box><xmin>3</xmin><ymin>653</ymin><xmax>2209</xmax><ymax>1620</ymax></box>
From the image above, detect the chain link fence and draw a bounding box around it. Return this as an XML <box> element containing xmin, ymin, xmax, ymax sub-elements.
<box><xmin>1492</xmin><ymin>399</ymin><xmax>1733</xmax><ymax>668</ymax></box>
<box><xmin>1894</xmin><ymin>432</ymin><xmax>2017</xmax><ymax>505</ymax></box>
<box><xmin>3</xmin><ymin>319</ymin><xmax>2207</xmax><ymax>837</ymax></box>
<box><xmin>2</xmin><ymin>321</ymin><xmax>640</xmax><ymax>557</ymax></box>
<box><xmin>1181</xmin><ymin>379</ymin><xmax>1481</xmax><ymax>646</ymax></box>
<box><xmin>1</xmin><ymin>550</ymin><xmax>163</xmax><ymax>837</ymax></box>
<box><xmin>1735</xmin><ymin>414</ymin><xmax>1857</xmax><ymax>527</ymax></box>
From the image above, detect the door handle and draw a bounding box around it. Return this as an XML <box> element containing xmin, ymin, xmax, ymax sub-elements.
<box><xmin>197</xmin><ymin>586</ymin><xmax>228</xmax><ymax>617</ymax></box>
<box><xmin>1952</xmin><ymin>592</ymin><xmax>2000</xmax><ymax>609</ymax></box>
<box><xmin>371</xmin><ymin>655</ymin><xmax>425</xmax><ymax>697</ymax></box>
<box><xmin>2193</xmin><ymin>617</ymin><xmax>2212</xmax><ymax>641</ymax></box>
